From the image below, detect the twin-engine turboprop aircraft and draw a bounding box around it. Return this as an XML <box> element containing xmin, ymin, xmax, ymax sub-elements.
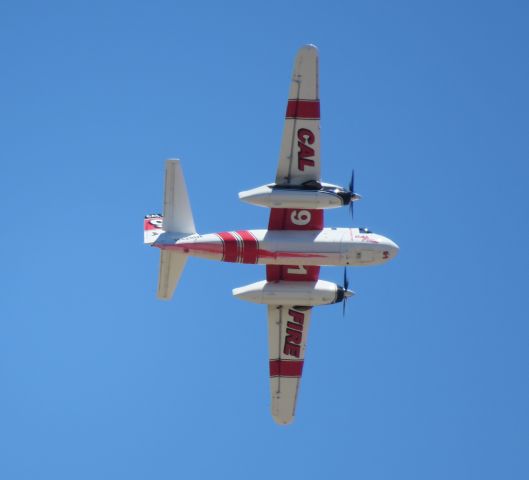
<box><xmin>144</xmin><ymin>45</ymin><xmax>399</xmax><ymax>424</ymax></box>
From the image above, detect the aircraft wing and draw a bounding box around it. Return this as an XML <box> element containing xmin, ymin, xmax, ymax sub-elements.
<box><xmin>267</xmin><ymin>305</ymin><xmax>312</xmax><ymax>424</ymax></box>
<box><xmin>266</xmin><ymin>198</ymin><xmax>323</xmax><ymax>426</ymax></box>
<box><xmin>265</xmin><ymin>45</ymin><xmax>323</xmax><ymax>424</ymax></box>
<box><xmin>275</xmin><ymin>44</ymin><xmax>320</xmax><ymax>186</ymax></box>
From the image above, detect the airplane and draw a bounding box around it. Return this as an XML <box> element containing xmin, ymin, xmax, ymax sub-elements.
<box><xmin>144</xmin><ymin>44</ymin><xmax>399</xmax><ymax>425</ymax></box>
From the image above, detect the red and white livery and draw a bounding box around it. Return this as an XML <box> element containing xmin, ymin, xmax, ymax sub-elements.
<box><xmin>144</xmin><ymin>45</ymin><xmax>399</xmax><ymax>424</ymax></box>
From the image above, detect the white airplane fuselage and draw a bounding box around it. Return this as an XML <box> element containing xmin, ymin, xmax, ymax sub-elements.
<box><xmin>154</xmin><ymin>228</ymin><xmax>399</xmax><ymax>267</ymax></box>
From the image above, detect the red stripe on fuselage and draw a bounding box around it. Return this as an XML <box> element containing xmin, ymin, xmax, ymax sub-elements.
<box><xmin>217</xmin><ymin>232</ymin><xmax>238</xmax><ymax>262</ymax></box>
<box><xmin>269</xmin><ymin>359</ymin><xmax>304</xmax><ymax>377</ymax></box>
<box><xmin>217</xmin><ymin>231</ymin><xmax>259</xmax><ymax>264</ymax></box>
<box><xmin>236</xmin><ymin>230</ymin><xmax>259</xmax><ymax>264</ymax></box>
<box><xmin>286</xmin><ymin>100</ymin><xmax>320</xmax><ymax>119</ymax></box>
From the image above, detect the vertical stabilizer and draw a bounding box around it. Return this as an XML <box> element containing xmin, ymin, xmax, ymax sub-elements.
<box><xmin>163</xmin><ymin>159</ymin><xmax>196</xmax><ymax>235</ymax></box>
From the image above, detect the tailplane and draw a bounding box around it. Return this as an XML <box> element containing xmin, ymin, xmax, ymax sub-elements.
<box><xmin>157</xmin><ymin>251</ymin><xmax>187</xmax><ymax>300</ymax></box>
<box><xmin>145</xmin><ymin>159</ymin><xmax>197</xmax><ymax>300</ymax></box>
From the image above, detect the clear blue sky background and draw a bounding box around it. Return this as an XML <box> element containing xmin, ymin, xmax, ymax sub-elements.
<box><xmin>1</xmin><ymin>1</ymin><xmax>528</xmax><ymax>479</ymax></box>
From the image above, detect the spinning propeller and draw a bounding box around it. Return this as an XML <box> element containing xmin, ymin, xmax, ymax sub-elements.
<box><xmin>341</xmin><ymin>267</ymin><xmax>354</xmax><ymax>316</ymax></box>
<box><xmin>348</xmin><ymin>169</ymin><xmax>362</xmax><ymax>220</ymax></box>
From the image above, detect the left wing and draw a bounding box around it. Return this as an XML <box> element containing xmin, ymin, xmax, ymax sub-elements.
<box><xmin>275</xmin><ymin>44</ymin><xmax>320</xmax><ymax>186</ymax></box>
<box><xmin>268</xmin><ymin>305</ymin><xmax>312</xmax><ymax>424</ymax></box>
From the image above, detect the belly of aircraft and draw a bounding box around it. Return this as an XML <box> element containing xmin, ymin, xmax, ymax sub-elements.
<box><xmin>160</xmin><ymin>229</ymin><xmax>347</xmax><ymax>266</ymax></box>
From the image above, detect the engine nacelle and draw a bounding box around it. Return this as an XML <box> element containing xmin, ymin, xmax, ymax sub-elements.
<box><xmin>232</xmin><ymin>279</ymin><xmax>354</xmax><ymax>306</ymax></box>
<box><xmin>238</xmin><ymin>183</ymin><xmax>354</xmax><ymax>209</ymax></box>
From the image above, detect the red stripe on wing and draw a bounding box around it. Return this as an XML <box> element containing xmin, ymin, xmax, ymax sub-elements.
<box><xmin>268</xmin><ymin>208</ymin><xmax>323</xmax><ymax>231</ymax></box>
<box><xmin>269</xmin><ymin>359</ymin><xmax>304</xmax><ymax>378</ymax></box>
<box><xmin>286</xmin><ymin>100</ymin><xmax>320</xmax><ymax>119</ymax></box>
<box><xmin>266</xmin><ymin>265</ymin><xmax>320</xmax><ymax>282</ymax></box>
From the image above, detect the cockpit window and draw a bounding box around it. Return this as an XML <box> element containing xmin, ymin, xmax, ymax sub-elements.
<box><xmin>359</xmin><ymin>227</ymin><xmax>372</xmax><ymax>234</ymax></box>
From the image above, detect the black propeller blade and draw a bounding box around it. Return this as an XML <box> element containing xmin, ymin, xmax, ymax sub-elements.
<box><xmin>349</xmin><ymin>170</ymin><xmax>355</xmax><ymax>221</ymax></box>
<box><xmin>342</xmin><ymin>267</ymin><xmax>349</xmax><ymax>316</ymax></box>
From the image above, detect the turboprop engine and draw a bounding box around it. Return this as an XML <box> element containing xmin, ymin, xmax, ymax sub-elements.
<box><xmin>238</xmin><ymin>182</ymin><xmax>361</xmax><ymax>210</ymax></box>
<box><xmin>232</xmin><ymin>279</ymin><xmax>354</xmax><ymax>306</ymax></box>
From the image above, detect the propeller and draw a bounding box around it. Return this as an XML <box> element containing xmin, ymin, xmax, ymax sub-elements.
<box><xmin>348</xmin><ymin>170</ymin><xmax>362</xmax><ymax>220</ymax></box>
<box><xmin>342</xmin><ymin>267</ymin><xmax>353</xmax><ymax>316</ymax></box>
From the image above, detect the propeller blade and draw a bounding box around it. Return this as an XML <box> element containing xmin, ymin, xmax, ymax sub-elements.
<box><xmin>342</xmin><ymin>267</ymin><xmax>349</xmax><ymax>317</ymax></box>
<box><xmin>349</xmin><ymin>170</ymin><xmax>355</xmax><ymax>221</ymax></box>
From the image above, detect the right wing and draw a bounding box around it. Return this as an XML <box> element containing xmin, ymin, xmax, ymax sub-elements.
<box><xmin>268</xmin><ymin>305</ymin><xmax>312</xmax><ymax>425</ymax></box>
<box><xmin>275</xmin><ymin>44</ymin><xmax>321</xmax><ymax>186</ymax></box>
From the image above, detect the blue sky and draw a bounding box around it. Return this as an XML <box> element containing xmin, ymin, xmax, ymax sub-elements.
<box><xmin>1</xmin><ymin>1</ymin><xmax>528</xmax><ymax>479</ymax></box>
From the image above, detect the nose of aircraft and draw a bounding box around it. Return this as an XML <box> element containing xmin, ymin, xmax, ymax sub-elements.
<box><xmin>381</xmin><ymin>236</ymin><xmax>399</xmax><ymax>259</ymax></box>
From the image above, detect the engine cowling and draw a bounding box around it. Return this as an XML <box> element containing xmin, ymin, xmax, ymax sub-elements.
<box><xmin>232</xmin><ymin>279</ymin><xmax>354</xmax><ymax>306</ymax></box>
<box><xmin>238</xmin><ymin>183</ymin><xmax>354</xmax><ymax>209</ymax></box>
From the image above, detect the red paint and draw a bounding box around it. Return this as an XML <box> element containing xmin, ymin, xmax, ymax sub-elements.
<box><xmin>157</xmin><ymin>241</ymin><xmax>328</xmax><ymax>264</ymax></box>
<box><xmin>288</xmin><ymin>309</ymin><xmax>305</xmax><ymax>325</ymax></box>
<box><xmin>266</xmin><ymin>265</ymin><xmax>320</xmax><ymax>282</ymax></box>
<box><xmin>268</xmin><ymin>208</ymin><xmax>323</xmax><ymax>230</ymax></box>
<box><xmin>285</xmin><ymin>328</ymin><xmax>302</xmax><ymax>345</ymax></box>
<box><xmin>269</xmin><ymin>359</ymin><xmax>304</xmax><ymax>377</ymax></box>
<box><xmin>283</xmin><ymin>309</ymin><xmax>305</xmax><ymax>358</ymax></box>
<box><xmin>297</xmin><ymin>128</ymin><xmax>316</xmax><ymax>171</ymax></box>
<box><xmin>236</xmin><ymin>230</ymin><xmax>259</xmax><ymax>264</ymax></box>
<box><xmin>158</xmin><ymin>243</ymin><xmax>223</xmax><ymax>256</ymax></box>
<box><xmin>144</xmin><ymin>217</ymin><xmax>163</xmax><ymax>231</ymax></box>
<box><xmin>287</xmin><ymin>321</ymin><xmax>303</xmax><ymax>331</ymax></box>
<box><xmin>217</xmin><ymin>232</ymin><xmax>238</xmax><ymax>262</ymax></box>
<box><xmin>256</xmin><ymin>249</ymin><xmax>327</xmax><ymax>260</ymax></box>
<box><xmin>285</xmin><ymin>99</ymin><xmax>320</xmax><ymax>119</ymax></box>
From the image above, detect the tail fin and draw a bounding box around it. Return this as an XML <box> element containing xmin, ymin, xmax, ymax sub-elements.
<box><xmin>163</xmin><ymin>159</ymin><xmax>196</xmax><ymax>235</ymax></box>
<box><xmin>152</xmin><ymin>159</ymin><xmax>197</xmax><ymax>300</ymax></box>
<box><xmin>144</xmin><ymin>214</ymin><xmax>164</xmax><ymax>244</ymax></box>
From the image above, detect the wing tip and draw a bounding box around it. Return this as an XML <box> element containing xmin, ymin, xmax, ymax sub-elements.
<box><xmin>272</xmin><ymin>414</ymin><xmax>295</xmax><ymax>425</ymax></box>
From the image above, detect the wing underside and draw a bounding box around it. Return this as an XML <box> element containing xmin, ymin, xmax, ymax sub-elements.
<box><xmin>265</xmin><ymin>45</ymin><xmax>323</xmax><ymax>425</ymax></box>
<box><xmin>268</xmin><ymin>305</ymin><xmax>312</xmax><ymax>424</ymax></box>
<box><xmin>275</xmin><ymin>44</ymin><xmax>320</xmax><ymax>186</ymax></box>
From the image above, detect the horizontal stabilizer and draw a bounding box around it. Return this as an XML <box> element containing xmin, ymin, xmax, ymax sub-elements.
<box><xmin>157</xmin><ymin>250</ymin><xmax>187</xmax><ymax>300</ymax></box>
